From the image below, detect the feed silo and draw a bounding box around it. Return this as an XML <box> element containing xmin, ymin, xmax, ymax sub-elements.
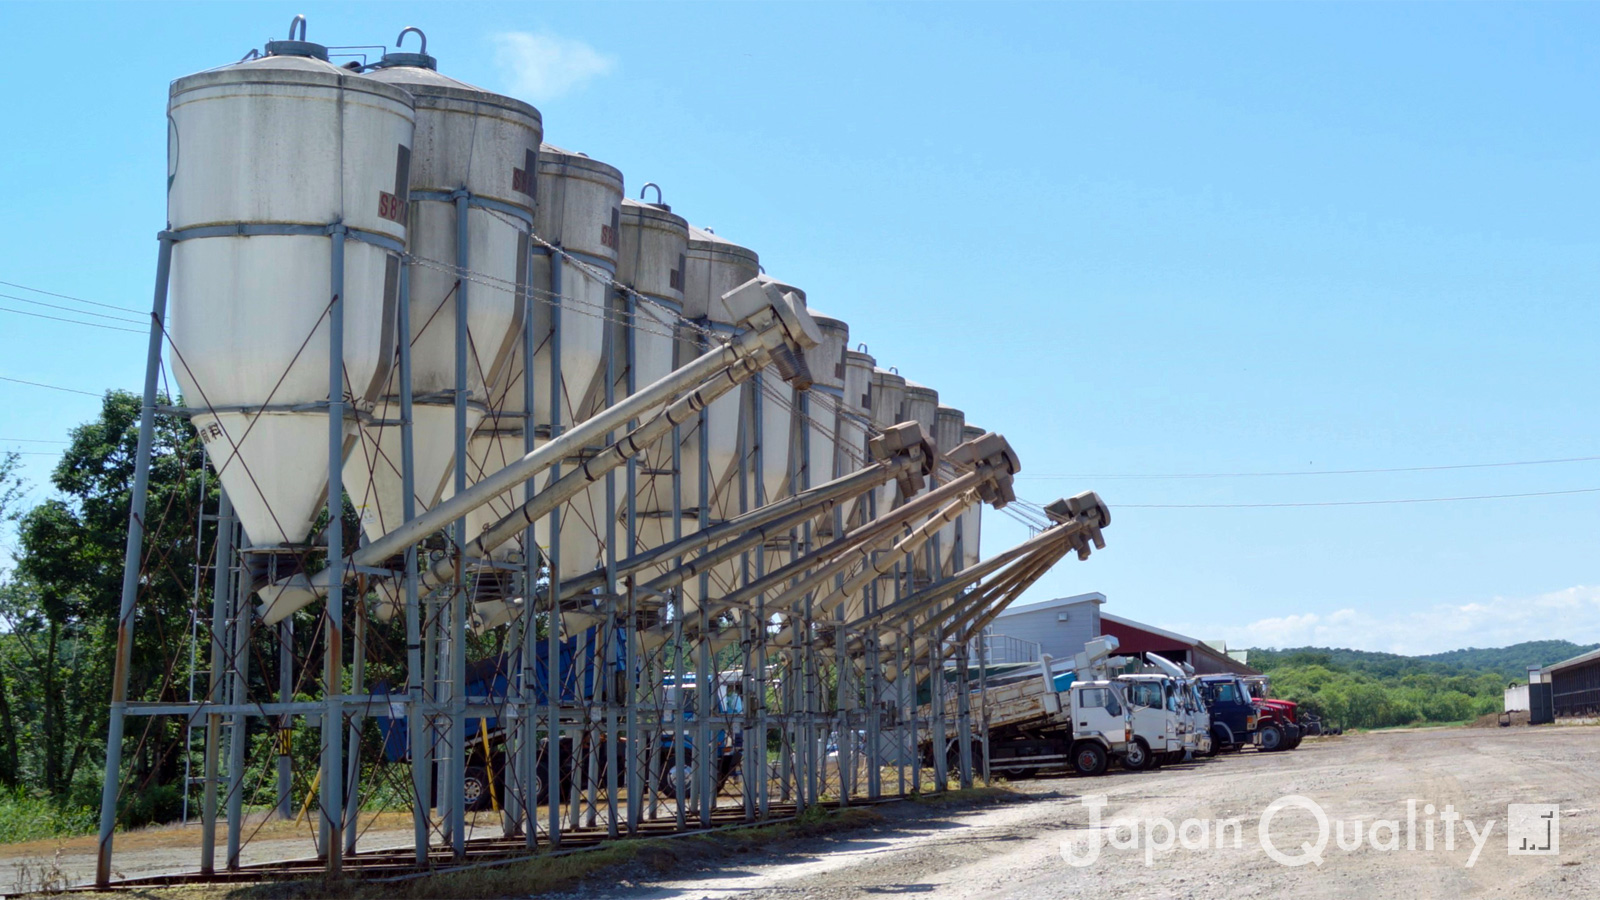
<box><xmin>614</xmin><ymin>194</ymin><xmax>690</xmax><ymax>569</ymax></box>
<box><xmin>679</xmin><ymin>225</ymin><xmax>759</xmax><ymax>604</ymax></box>
<box><xmin>933</xmin><ymin>405</ymin><xmax>967</xmax><ymax>575</ymax></box>
<box><xmin>348</xmin><ymin>45</ymin><xmax>541</xmax><ymax>542</ymax></box>
<box><xmin>453</xmin><ymin>144</ymin><xmax>621</xmax><ymax>581</ymax></box>
<box><xmin>866</xmin><ymin>367</ymin><xmax>907</xmax><ymax>518</ymax></box>
<box><xmin>958</xmin><ymin>423</ymin><xmax>986</xmax><ymax>569</ymax></box>
<box><xmin>838</xmin><ymin>348</ymin><xmax>877</xmax><ymax>528</ymax></box>
<box><xmin>799</xmin><ymin>313</ymin><xmax>848</xmax><ymax>537</ymax></box>
<box><xmin>167</xmin><ymin>38</ymin><xmax>414</xmax><ymax>556</ymax></box>
<box><xmin>900</xmin><ymin>381</ymin><xmax>939</xmax><ymax>583</ymax></box>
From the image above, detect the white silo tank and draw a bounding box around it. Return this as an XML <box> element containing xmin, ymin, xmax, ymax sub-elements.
<box><xmin>799</xmin><ymin>313</ymin><xmax>848</xmax><ymax>537</ymax></box>
<box><xmin>750</xmin><ymin>275</ymin><xmax>801</xmax><ymax>505</ymax></box>
<box><xmin>900</xmin><ymin>381</ymin><xmax>938</xmax><ymax>582</ymax></box>
<box><xmin>613</xmin><ymin>195</ymin><xmax>689</xmax><ymax>569</ymax></box>
<box><xmin>679</xmin><ymin>226</ymin><xmax>758</xmax><ymax>603</ymax></box>
<box><xmin>838</xmin><ymin>348</ymin><xmax>876</xmax><ymax>527</ymax></box>
<box><xmin>958</xmin><ymin>423</ymin><xmax>986</xmax><ymax>569</ymax></box>
<box><xmin>348</xmin><ymin>45</ymin><xmax>541</xmax><ymax>542</ymax></box>
<box><xmin>450</xmin><ymin>144</ymin><xmax>622</xmax><ymax>579</ymax></box>
<box><xmin>933</xmin><ymin>405</ymin><xmax>966</xmax><ymax>575</ymax></box>
<box><xmin>167</xmin><ymin>37</ymin><xmax>414</xmax><ymax>551</ymax></box>
<box><xmin>866</xmin><ymin>368</ymin><xmax>907</xmax><ymax>517</ymax></box>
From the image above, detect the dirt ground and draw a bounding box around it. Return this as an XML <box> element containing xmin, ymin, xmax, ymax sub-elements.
<box><xmin>580</xmin><ymin>725</ymin><xmax>1597</xmax><ymax>900</ymax></box>
<box><xmin>7</xmin><ymin>725</ymin><xmax>1594</xmax><ymax>898</ymax></box>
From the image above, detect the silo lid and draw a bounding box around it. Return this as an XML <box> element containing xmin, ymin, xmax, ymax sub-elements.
<box><xmin>372</xmin><ymin>26</ymin><xmax>436</xmax><ymax>70</ymax></box>
<box><xmin>844</xmin><ymin>348</ymin><xmax>876</xmax><ymax>367</ymax></box>
<box><xmin>366</xmin><ymin>64</ymin><xmax>541</xmax><ymax>125</ymax></box>
<box><xmin>264</xmin><ymin>15</ymin><xmax>328</xmax><ymax>61</ymax></box>
<box><xmin>871</xmin><ymin>367</ymin><xmax>907</xmax><ymax>386</ymax></box>
<box><xmin>539</xmin><ymin>143</ymin><xmax>625</xmax><ymax>191</ymax></box>
<box><xmin>622</xmin><ymin>197</ymin><xmax>688</xmax><ymax>232</ymax></box>
<box><xmin>806</xmin><ymin>308</ymin><xmax>849</xmax><ymax>333</ymax></box>
<box><xmin>903</xmin><ymin>380</ymin><xmax>937</xmax><ymax>399</ymax></box>
<box><xmin>687</xmin><ymin>224</ymin><xmax>760</xmax><ymax>268</ymax></box>
<box><xmin>936</xmin><ymin>405</ymin><xmax>965</xmax><ymax>419</ymax></box>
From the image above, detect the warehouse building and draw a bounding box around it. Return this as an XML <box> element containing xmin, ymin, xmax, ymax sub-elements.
<box><xmin>1543</xmin><ymin>647</ymin><xmax>1600</xmax><ymax>719</ymax></box>
<box><xmin>986</xmin><ymin>595</ymin><xmax>1257</xmax><ymax>676</ymax></box>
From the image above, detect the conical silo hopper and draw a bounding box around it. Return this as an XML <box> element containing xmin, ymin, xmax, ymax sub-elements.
<box><xmin>838</xmin><ymin>348</ymin><xmax>876</xmax><ymax>528</ymax></box>
<box><xmin>957</xmin><ymin>423</ymin><xmax>986</xmax><ymax>569</ymax></box>
<box><xmin>348</xmin><ymin>46</ymin><xmax>541</xmax><ymax>545</ymax></box>
<box><xmin>678</xmin><ymin>225</ymin><xmax>758</xmax><ymax>606</ymax></box>
<box><xmin>900</xmin><ymin>381</ymin><xmax>939</xmax><ymax>584</ymax></box>
<box><xmin>167</xmin><ymin>41</ymin><xmax>413</xmax><ymax>561</ymax></box>
<box><xmin>448</xmin><ymin>144</ymin><xmax>621</xmax><ymax>581</ymax></box>
<box><xmin>933</xmin><ymin>404</ymin><xmax>966</xmax><ymax>576</ymax></box>
<box><xmin>611</xmin><ymin>195</ymin><xmax>690</xmax><ymax>583</ymax></box>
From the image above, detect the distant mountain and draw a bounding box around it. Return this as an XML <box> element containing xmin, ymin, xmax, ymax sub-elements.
<box><xmin>1248</xmin><ymin>640</ymin><xmax>1597</xmax><ymax>683</ymax></box>
<box><xmin>1416</xmin><ymin>640</ymin><xmax>1599</xmax><ymax>682</ymax></box>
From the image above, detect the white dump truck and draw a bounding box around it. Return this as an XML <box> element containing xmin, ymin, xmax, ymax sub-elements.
<box><xmin>934</xmin><ymin>636</ymin><xmax>1157</xmax><ymax>777</ymax></box>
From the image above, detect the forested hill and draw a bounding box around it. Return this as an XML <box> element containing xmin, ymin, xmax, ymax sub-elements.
<box><xmin>1249</xmin><ymin>640</ymin><xmax>1597</xmax><ymax>683</ymax></box>
<box><xmin>1243</xmin><ymin>639</ymin><xmax>1597</xmax><ymax>730</ymax></box>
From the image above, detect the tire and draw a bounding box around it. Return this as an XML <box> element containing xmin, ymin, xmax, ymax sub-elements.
<box><xmin>1285</xmin><ymin>727</ymin><xmax>1303</xmax><ymax>750</ymax></box>
<box><xmin>1121</xmin><ymin>738</ymin><xmax>1154</xmax><ymax>771</ymax></box>
<box><xmin>658</xmin><ymin>758</ymin><xmax>696</xmax><ymax>801</ymax></box>
<box><xmin>1257</xmin><ymin>723</ymin><xmax>1285</xmax><ymax>752</ymax></box>
<box><xmin>1199</xmin><ymin>738</ymin><xmax>1220</xmax><ymax>759</ymax></box>
<box><xmin>1071</xmin><ymin>741</ymin><xmax>1109</xmax><ymax>776</ymax></box>
<box><xmin>462</xmin><ymin>767</ymin><xmax>491</xmax><ymax>812</ymax></box>
<box><xmin>1011</xmin><ymin>768</ymin><xmax>1040</xmax><ymax>781</ymax></box>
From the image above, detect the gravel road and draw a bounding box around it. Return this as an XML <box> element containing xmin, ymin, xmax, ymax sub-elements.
<box><xmin>592</xmin><ymin>725</ymin><xmax>1597</xmax><ymax>900</ymax></box>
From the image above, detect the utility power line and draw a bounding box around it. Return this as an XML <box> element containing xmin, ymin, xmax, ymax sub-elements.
<box><xmin>1018</xmin><ymin>454</ymin><xmax>1600</xmax><ymax>480</ymax></box>
<box><xmin>0</xmin><ymin>278</ymin><xmax>145</xmax><ymax>314</ymax></box>
<box><xmin>0</xmin><ymin>305</ymin><xmax>145</xmax><ymax>334</ymax></box>
<box><xmin>1117</xmin><ymin>487</ymin><xmax>1600</xmax><ymax>508</ymax></box>
<box><xmin>0</xmin><ymin>375</ymin><xmax>104</xmax><ymax>398</ymax></box>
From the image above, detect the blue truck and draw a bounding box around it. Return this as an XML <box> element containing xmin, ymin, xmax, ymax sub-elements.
<box><xmin>376</xmin><ymin>633</ymin><xmax>742</xmax><ymax>811</ymax></box>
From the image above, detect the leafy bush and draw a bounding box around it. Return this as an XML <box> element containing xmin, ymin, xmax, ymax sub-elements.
<box><xmin>0</xmin><ymin>790</ymin><xmax>96</xmax><ymax>844</ymax></box>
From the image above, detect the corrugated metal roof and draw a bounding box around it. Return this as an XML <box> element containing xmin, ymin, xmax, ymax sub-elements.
<box><xmin>1544</xmin><ymin>646</ymin><xmax>1600</xmax><ymax>674</ymax></box>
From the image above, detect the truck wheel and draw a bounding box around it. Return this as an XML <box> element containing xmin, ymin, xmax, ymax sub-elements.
<box><xmin>1071</xmin><ymin>742</ymin><xmax>1108</xmax><ymax>776</ymax></box>
<box><xmin>1121</xmin><ymin>738</ymin><xmax>1154</xmax><ymax>771</ymax></box>
<box><xmin>1257</xmin><ymin>723</ymin><xmax>1285</xmax><ymax>752</ymax></box>
<box><xmin>1285</xmin><ymin>727</ymin><xmax>1302</xmax><ymax>750</ymax></box>
<box><xmin>462</xmin><ymin>767</ymin><xmax>491</xmax><ymax>812</ymax></box>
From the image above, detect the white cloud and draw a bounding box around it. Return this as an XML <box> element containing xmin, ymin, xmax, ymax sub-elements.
<box><xmin>492</xmin><ymin>31</ymin><xmax>616</xmax><ymax>102</ymax></box>
<box><xmin>1169</xmin><ymin>585</ymin><xmax>1600</xmax><ymax>655</ymax></box>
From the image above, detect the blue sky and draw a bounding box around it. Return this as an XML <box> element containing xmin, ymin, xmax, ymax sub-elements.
<box><xmin>1</xmin><ymin>2</ymin><xmax>1597</xmax><ymax>654</ymax></box>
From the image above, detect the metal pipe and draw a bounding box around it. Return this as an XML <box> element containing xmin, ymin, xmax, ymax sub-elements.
<box><xmin>424</xmin><ymin>349</ymin><xmax>776</xmax><ymax>593</ymax></box>
<box><xmin>354</xmin><ymin>305</ymin><xmax>797</xmax><ymax>567</ymax></box>
<box><xmin>622</xmin><ymin>456</ymin><xmax>918</xmax><ymax>602</ymax></box>
<box><xmin>398</xmin><ymin>261</ymin><xmax>429</xmax><ymax>863</ymax></box>
<box><xmin>519</xmin><ymin>236</ymin><xmax>539</xmax><ymax>849</ymax></box>
<box><xmin>546</xmin><ymin>248</ymin><xmax>565</xmax><ymax>847</ymax></box>
<box><xmin>95</xmin><ymin>233</ymin><xmax>172</xmax><ymax>888</ymax></box>
<box><xmin>224</xmin><ymin>528</ymin><xmax>247</xmax><ymax>869</ymax></box>
<box><xmin>705</xmin><ymin>465</ymin><xmax>996</xmax><ymax>621</ymax></box>
<box><xmin>447</xmin><ymin>191</ymin><xmax>471</xmax><ymax>860</ymax></box>
<box><xmin>199</xmin><ymin>489</ymin><xmax>232</xmax><ymax>875</ymax></box>
<box><xmin>320</xmin><ymin>226</ymin><xmax>347</xmax><ymax>874</ymax></box>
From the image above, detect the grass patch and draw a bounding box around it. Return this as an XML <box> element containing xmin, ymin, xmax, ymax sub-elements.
<box><xmin>0</xmin><ymin>791</ymin><xmax>95</xmax><ymax>844</ymax></box>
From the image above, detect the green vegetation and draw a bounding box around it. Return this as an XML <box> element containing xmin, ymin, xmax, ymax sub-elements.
<box><xmin>1246</xmin><ymin>642</ymin><xmax>1595</xmax><ymax>731</ymax></box>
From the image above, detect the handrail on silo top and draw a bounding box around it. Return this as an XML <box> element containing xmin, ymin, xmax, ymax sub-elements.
<box><xmin>640</xmin><ymin>182</ymin><xmax>663</xmax><ymax>204</ymax></box>
<box><xmin>288</xmin><ymin>15</ymin><xmax>307</xmax><ymax>42</ymax></box>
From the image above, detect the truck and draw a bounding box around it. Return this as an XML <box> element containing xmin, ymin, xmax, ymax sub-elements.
<box><xmin>1196</xmin><ymin>673</ymin><xmax>1300</xmax><ymax>752</ymax></box>
<box><xmin>933</xmin><ymin>636</ymin><xmax>1166</xmax><ymax>778</ymax></box>
<box><xmin>1244</xmin><ymin>674</ymin><xmax>1309</xmax><ymax>747</ymax></box>
<box><xmin>374</xmin><ymin>630</ymin><xmax>742</xmax><ymax>812</ymax></box>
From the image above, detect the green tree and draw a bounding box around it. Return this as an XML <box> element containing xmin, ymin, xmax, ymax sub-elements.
<box><xmin>9</xmin><ymin>392</ymin><xmax>211</xmax><ymax>799</ymax></box>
